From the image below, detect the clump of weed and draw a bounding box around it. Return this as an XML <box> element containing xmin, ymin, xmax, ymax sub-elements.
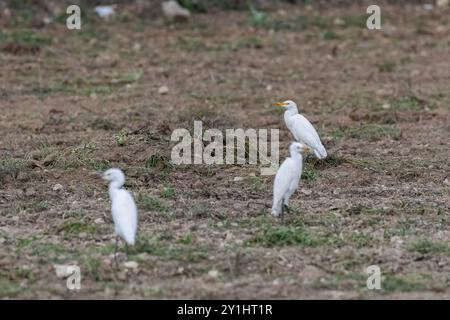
<box><xmin>146</xmin><ymin>154</ymin><xmax>172</xmax><ymax>170</ymax></box>
<box><xmin>137</xmin><ymin>194</ymin><xmax>169</xmax><ymax>213</ymax></box>
<box><xmin>382</xmin><ymin>274</ymin><xmax>430</xmax><ymax>292</ymax></box>
<box><xmin>57</xmin><ymin>221</ymin><xmax>98</xmax><ymax>235</ymax></box>
<box><xmin>248</xmin><ymin>225</ymin><xmax>316</xmax><ymax>248</ymax></box>
<box><xmin>0</xmin><ymin>156</ymin><xmax>30</xmax><ymax>182</ymax></box>
<box><xmin>302</xmin><ymin>163</ymin><xmax>318</xmax><ymax>181</ymax></box>
<box><xmin>378</xmin><ymin>61</ymin><xmax>396</xmax><ymax>73</ymax></box>
<box><xmin>114</xmin><ymin>130</ymin><xmax>129</xmax><ymax>146</ymax></box>
<box><xmin>408</xmin><ymin>240</ymin><xmax>450</xmax><ymax>255</ymax></box>
<box><xmin>336</xmin><ymin>124</ymin><xmax>401</xmax><ymax>141</ymax></box>
<box><xmin>161</xmin><ymin>186</ymin><xmax>175</xmax><ymax>199</ymax></box>
<box><xmin>54</xmin><ymin>143</ymin><xmax>110</xmax><ymax>171</ymax></box>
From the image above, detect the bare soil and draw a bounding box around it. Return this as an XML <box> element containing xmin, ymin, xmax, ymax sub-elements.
<box><xmin>0</xmin><ymin>1</ymin><xmax>449</xmax><ymax>299</ymax></box>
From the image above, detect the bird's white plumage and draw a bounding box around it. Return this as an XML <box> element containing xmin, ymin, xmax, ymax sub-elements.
<box><xmin>103</xmin><ymin>168</ymin><xmax>137</xmax><ymax>245</ymax></box>
<box><xmin>110</xmin><ymin>188</ymin><xmax>137</xmax><ymax>245</ymax></box>
<box><xmin>281</xmin><ymin>100</ymin><xmax>327</xmax><ymax>159</ymax></box>
<box><xmin>271</xmin><ymin>142</ymin><xmax>306</xmax><ymax>217</ymax></box>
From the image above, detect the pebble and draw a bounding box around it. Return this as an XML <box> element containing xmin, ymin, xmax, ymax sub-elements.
<box><xmin>158</xmin><ymin>85</ymin><xmax>169</xmax><ymax>95</ymax></box>
<box><xmin>124</xmin><ymin>261</ymin><xmax>139</xmax><ymax>269</ymax></box>
<box><xmin>53</xmin><ymin>183</ymin><xmax>63</xmax><ymax>192</ymax></box>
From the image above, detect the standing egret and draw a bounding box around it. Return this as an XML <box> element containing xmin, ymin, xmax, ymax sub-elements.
<box><xmin>274</xmin><ymin>100</ymin><xmax>327</xmax><ymax>159</ymax></box>
<box><xmin>272</xmin><ymin>142</ymin><xmax>311</xmax><ymax>220</ymax></box>
<box><xmin>102</xmin><ymin>168</ymin><xmax>138</xmax><ymax>264</ymax></box>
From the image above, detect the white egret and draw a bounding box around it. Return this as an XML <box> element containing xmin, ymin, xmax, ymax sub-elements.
<box><xmin>272</xmin><ymin>142</ymin><xmax>311</xmax><ymax>220</ymax></box>
<box><xmin>274</xmin><ymin>100</ymin><xmax>327</xmax><ymax>159</ymax></box>
<box><xmin>102</xmin><ymin>168</ymin><xmax>138</xmax><ymax>263</ymax></box>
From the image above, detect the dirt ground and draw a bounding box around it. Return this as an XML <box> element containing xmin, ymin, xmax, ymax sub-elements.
<box><xmin>0</xmin><ymin>1</ymin><xmax>449</xmax><ymax>299</ymax></box>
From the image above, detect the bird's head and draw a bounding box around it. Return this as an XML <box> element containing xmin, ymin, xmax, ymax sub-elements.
<box><xmin>102</xmin><ymin>168</ymin><xmax>125</xmax><ymax>187</ymax></box>
<box><xmin>290</xmin><ymin>142</ymin><xmax>311</xmax><ymax>156</ymax></box>
<box><xmin>274</xmin><ymin>100</ymin><xmax>298</xmax><ymax>112</ymax></box>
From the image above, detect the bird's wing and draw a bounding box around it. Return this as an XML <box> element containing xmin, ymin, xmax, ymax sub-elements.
<box><xmin>273</xmin><ymin>158</ymin><xmax>295</xmax><ymax>203</ymax></box>
<box><xmin>111</xmin><ymin>189</ymin><xmax>138</xmax><ymax>245</ymax></box>
<box><xmin>290</xmin><ymin>114</ymin><xmax>327</xmax><ymax>158</ymax></box>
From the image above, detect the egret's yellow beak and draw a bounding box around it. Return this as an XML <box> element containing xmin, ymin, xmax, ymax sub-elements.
<box><xmin>274</xmin><ymin>101</ymin><xmax>287</xmax><ymax>107</ymax></box>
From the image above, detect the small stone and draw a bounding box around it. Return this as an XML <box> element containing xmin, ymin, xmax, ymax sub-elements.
<box><xmin>53</xmin><ymin>183</ymin><xmax>63</xmax><ymax>192</ymax></box>
<box><xmin>208</xmin><ymin>269</ymin><xmax>220</xmax><ymax>278</ymax></box>
<box><xmin>78</xmin><ymin>232</ymin><xmax>88</xmax><ymax>239</ymax></box>
<box><xmin>443</xmin><ymin>178</ymin><xmax>450</xmax><ymax>187</ymax></box>
<box><xmin>382</xmin><ymin>103</ymin><xmax>391</xmax><ymax>110</ymax></box>
<box><xmin>25</xmin><ymin>188</ymin><xmax>36</xmax><ymax>197</ymax></box>
<box><xmin>301</xmin><ymin>189</ymin><xmax>312</xmax><ymax>195</ymax></box>
<box><xmin>333</xmin><ymin>18</ymin><xmax>345</xmax><ymax>26</ymax></box>
<box><xmin>233</xmin><ymin>177</ymin><xmax>244</xmax><ymax>182</ymax></box>
<box><xmin>158</xmin><ymin>85</ymin><xmax>169</xmax><ymax>95</ymax></box>
<box><xmin>94</xmin><ymin>218</ymin><xmax>104</xmax><ymax>224</ymax></box>
<box><xmin>124</xmin><ymin>261</ymin><xmax>139</xmax><ymax>269</ymax></box>
<box><xmin>133</xmin><ymin>43</ymin><xmax>141</xmax><ymax>51</ymax></box>
<box><xmin>162</xmin><ymin>1</ymin><xmax>191</xmax><ymax>22</ymax></box>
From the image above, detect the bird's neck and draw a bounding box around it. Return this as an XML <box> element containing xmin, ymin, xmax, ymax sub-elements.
<box><xmin>109</xmin><ymin>182</ymin><xmax>123</xmax><ymax>197</ymax></box>
<box><xmin>290</xmin><ymin>151</ymin><xmax>303</xmax><ymax>163</ymax></box>
<box><xmin>284</xmin><ymin>108</ymin><xmax>298</xmax><ymax>126</ymax></box>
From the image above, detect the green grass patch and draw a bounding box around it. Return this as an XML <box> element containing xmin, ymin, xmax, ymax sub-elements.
<box><xmin>408</xmin><ymin>239</ymin><xmax>450</xmax><ymax>255</ymax></box>
<box><xmin>313</xmin><ymin>273</ymin><xmax>367</xmax><ymax>290</ymax></box>
<box><xmin>54</xmin><ymin>143</ymin><xmax>110</xmax><ymax>171</ymax></box>
<box><xmin>57</xmin><ymin>221</ymin><xmax>98</xmax><ymax>235</ymax></box>
<box><xmin>321</xmin><ymin>30</ymin><xmax>339</xmax><ymax>40</ymax></box>
<box><xmin>390</xmin><ymin>96</ymin><xmax>423</xmax><ymax>111</ymax></box>
<box><xmin>9</xmin><ymin>29</ymin><xmax>51</xmax><ymax>45</ymax></box>
<box><xmin>378</xmin><ymin>61</ymin><xmax>396</xmax><ymax>73</ymax></box>
<box><xmin>145</xmin><ymin>154</ymin><xmax>172</xmax><ymax>170</ymax></box>
<box><xmin>133</xmin><ymin>234</ymin><xmax>207</xmax><ymax>262</ymax></box>
<box><xmin>382</xmin><ymin>273</ymin><xmax>431</xmax><ymax>292</ymax></box>
<box><xmin>342</xmin><ymin>15</ymin><xmax>367</xmax><ymax>28</ymax></box>
<box><xmin>302</xmin><ymin>163</ymin><xmax>318</xmax><ymax>181</ymax></box>
<box><xmin>350</xmin><ymin>232</ymin><xmax>374</xmax><ymax>248</ymax></box>
<box><xmin>161</xmin><ymin>186</ymin><xmax>176</xmax><ymax>199</ymax></box>
<box><xmin>137</xmin><ymin>194</ymin><xmax>169</xmax><ymax>213</ymax></box>
<box><xmin>0</xmin><ymin>156</ymin><xmax>30</xmax><ymax>181</ymax></box>
<box><xmin>0</xmin><ymin>279</ymin><xmax>23</xmax><ymax>298</ymax></box>
<box><xmin>248</xmin><ymin>225</ymin><xmax>316</xmax><ymax>248</ymax></box>
<box><xmin>333</xmin><ymin>124</ymin><xmax>400</xmax><ymax>141</ymax></box>
<box><xmin>113</xmin><ymin>130</ymin><xmax>128</xmax><ymax>147</ymax></box>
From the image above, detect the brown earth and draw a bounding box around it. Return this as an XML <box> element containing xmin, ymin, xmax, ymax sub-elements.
<box><xmin>0</xmin><ymin>1</ymin><xmax>449</xmax><ymax>299</ymax></box>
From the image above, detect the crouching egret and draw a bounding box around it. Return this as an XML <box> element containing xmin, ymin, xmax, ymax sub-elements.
<box><xmin>274</xmin><ymin>100</ymin><xmax>327</xmax><ymax>159</ymax></box>
<box><xmin>102</xmin><ymin>168</ymin><xmax>138</xmax><ymax>264</ymax></box>
<box><xmin>272</xmin><ymin>142</ymin><xmax>311</xmax><ymax>220</ymax></box>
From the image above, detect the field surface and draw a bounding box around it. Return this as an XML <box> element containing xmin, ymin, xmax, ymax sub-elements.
<box><xmin>0</xmin><ymin>1</ymin><xmax>449</xmax><ymax>299</ymax></box>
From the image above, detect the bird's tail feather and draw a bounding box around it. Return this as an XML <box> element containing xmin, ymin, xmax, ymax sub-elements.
<box><xmin>271</xmin><ymin>199</ymin><xmax>282</xmax><ymax>217</ymax></box>
<box><xmin>314</xmin><ymin>144</ymin><xmax>327</xmax><ymax>159</ymax></box>
<box><xmin>122</xmin><ymin>232</ymin><xmax>135</xmax><ymax>246</ymax></box>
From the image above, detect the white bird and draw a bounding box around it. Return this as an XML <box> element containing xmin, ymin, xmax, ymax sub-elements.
<box><xmin>102</xmin><ymin>168</ymin><xmax>138</xmax><ymax>263</ymax></box>
<box><xmin>272</xmin><ymin>142</ymin><xmax>311</xmax><ymax>220</ymax></box>
<box><xmin>274</xmin><ymin>100</ymin><xmax>327</xmax><ymax>159</ymax></box>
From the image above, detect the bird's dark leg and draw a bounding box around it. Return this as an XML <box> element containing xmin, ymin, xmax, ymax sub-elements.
<box><xmin>125</xmin><ymin>243</ymin><xmax>129</xmax><ymax>260</ymax></box>
<box><xmin>114</xmin><ymin>235</ymin><xmax>120</xmax><ymax>267</ymax></box>
<box><xmin>284</xmin><ymin>204</ymin><xmax>290</xmax><ymax>214</ymax></box>
<box><xmin>280</xmin><ymin>199</ymin><xmax>285</xmax><ymax>223</ymax></box>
